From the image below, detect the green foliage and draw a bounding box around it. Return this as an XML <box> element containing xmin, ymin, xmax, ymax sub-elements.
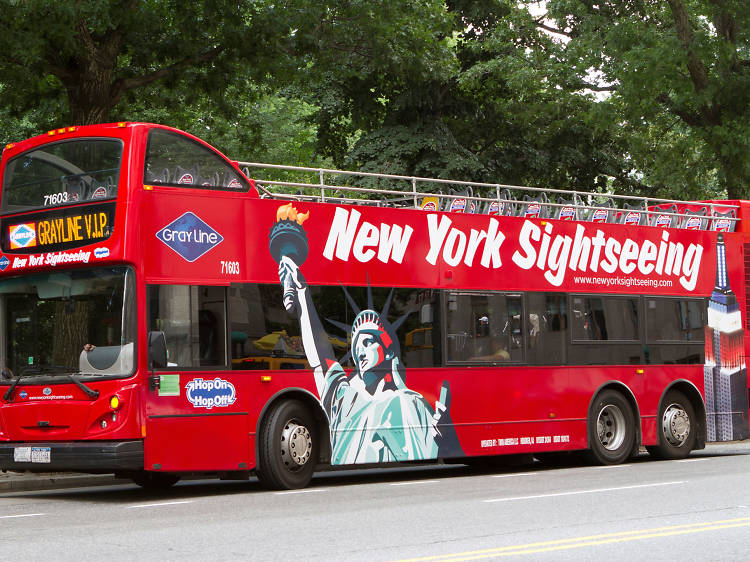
<box><xmin>543</xmin><ymin>0</ymin><xmax>750</xmax><ymax>198</ymax></box>
<box><xmin>1</xmin><ymin>0</ymin><xmax>748</xmax><ymax>202</ymax></box>
<box><xmin>0</xmin><ymin>0</ymin><xmax>271</xmax><ymax>125</ymax></box>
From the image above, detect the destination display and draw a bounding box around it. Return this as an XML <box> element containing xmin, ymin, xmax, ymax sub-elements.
<box><xmin>1</xmin><ymin>202</ymin><xmax>115</xmax><ymax>253</ymax></box>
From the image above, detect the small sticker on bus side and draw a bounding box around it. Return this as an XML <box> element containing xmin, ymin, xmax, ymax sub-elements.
<box><xmin>158</xmin><ymin>374</ymin><xmax>180</xmax><ymax>397</ymax></box>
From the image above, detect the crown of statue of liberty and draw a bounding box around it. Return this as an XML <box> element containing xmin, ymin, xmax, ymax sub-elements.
<box><xmin>326</xmin><ymin>282</ymin><xmax>410</xmax><ymax>366</ymax></box>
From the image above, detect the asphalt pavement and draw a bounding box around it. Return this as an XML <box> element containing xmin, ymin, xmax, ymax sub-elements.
<box><xmin>1</xmin><ymin>441</ymin><xmax>748</xmax><ymax>492</ymax></box>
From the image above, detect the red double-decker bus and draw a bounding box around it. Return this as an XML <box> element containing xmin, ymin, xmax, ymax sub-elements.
<box><xmin>0</xmin><ymin>122</ymin><xmax>747</xmax><ymax>489</ymax></box>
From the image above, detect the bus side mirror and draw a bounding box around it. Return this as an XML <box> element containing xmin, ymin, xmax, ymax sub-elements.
<box><xmin>148</xmin><ymin>331</ymin><xmax>168</xmax><ymax>369</ymax></box>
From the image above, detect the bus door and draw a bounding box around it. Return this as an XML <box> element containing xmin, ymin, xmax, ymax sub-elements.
<box><xmin>143</xmin><ymin>284</ymin><xmax>250</xmax><ymax>472</ymax></box>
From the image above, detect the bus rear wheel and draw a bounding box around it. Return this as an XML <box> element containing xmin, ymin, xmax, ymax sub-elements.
<box><xmin>256</xmin><ymin>399</ymin><xmax>317</xmax><ymax>490</ymax></box>
<box><xmin>646</xmin><ymin>390</ymin><xmax>696</xmax><ymax>460</ymax></box>
<box><xmin>587</xmin><ymin>390</ymin><xmax>635</xmax><ymax>465</ymax></box>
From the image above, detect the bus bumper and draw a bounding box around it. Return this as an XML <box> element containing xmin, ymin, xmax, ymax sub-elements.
<box><xmin>0</xmin><ymin>440</ymin><xmax>143</xmax><ymax>472</ymax></box>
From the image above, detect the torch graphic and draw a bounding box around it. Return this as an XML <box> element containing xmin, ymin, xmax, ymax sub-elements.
<box><xmin>269</xmin><ymin>203</ymin><xmax>310</xmax><ymax>312</ymax></box>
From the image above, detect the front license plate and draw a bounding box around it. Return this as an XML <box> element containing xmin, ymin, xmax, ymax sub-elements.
<box><xmin>31</xmin><ymin>447</ymin><xmax>51</xmax><ymax>463</ymax></box>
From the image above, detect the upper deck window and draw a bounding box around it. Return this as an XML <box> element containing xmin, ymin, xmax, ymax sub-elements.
<box><xmin>2</xmin><ymin>139</ymin><xmax>123</xmax><ymax>213</ymax></box>
<box><xmin>144</xmin><ymin>129</ymin><xmax>251</xmax><ymax>191</ymax></box>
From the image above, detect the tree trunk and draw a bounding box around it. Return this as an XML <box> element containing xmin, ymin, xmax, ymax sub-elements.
<box><xmin>51</xmin><ymin>301</ymin><xmax>89</xmax><ymax>369</ymax></box>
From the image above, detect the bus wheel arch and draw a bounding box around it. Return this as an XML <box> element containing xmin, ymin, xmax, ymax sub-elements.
<box><xmin>647</xmin><ymin>381</ymin><xmax>704</xmax><ymax>460</ymax></box>
<box><xmin>586</xmin><ymin>383</ymin><xmax>640</xmax><ymax>465</ymax></box>
<box><xmin>255</xmin><ymin>390</ymin><xmax>329</xmax><ymax>490</ymax></box>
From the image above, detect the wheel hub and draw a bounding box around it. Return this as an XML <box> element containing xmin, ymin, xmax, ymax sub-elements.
<box><xmin>662</xmin><ymin>403</ymin><xmax>690</xmax><ymax>446</ymax></box>
<box><xmin>596</xmin><ymin>404</ymin><xmax>626</xmax><ymax>451</ymax></box>
<box><xmin>280</xmin><ymin>421</ymin><xmax>312</xmax><ymax>468</ymax></box>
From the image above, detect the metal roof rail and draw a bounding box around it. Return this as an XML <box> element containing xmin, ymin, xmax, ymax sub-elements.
<box><xmin>238</xmin><ymin>162</ymin><xmax>740</xmax><ymax>230</ymax></box>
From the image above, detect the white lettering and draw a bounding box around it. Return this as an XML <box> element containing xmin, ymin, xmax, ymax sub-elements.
<box><xmin>323</xmin><ymin>207</ymin><xmax>361</xmax><ymax>261</ymax></box>
<box><xmin>479</xmin><ymin>219</ymin><xmax>505</xmax><ymax>268</ymax></box>
<box><xmin>443</xmin><ymin>229</ymin><xmax>467</xmax><ymax>267</ymax></box>
<box><xmin>378</xmin><ymin>223</ymin><xmax>413</xmax><ymax>264</ymax></box>
<box><xmin>426</xmin><ymin>214</ymin><xmax>452</xmax><ymax>266</ymax></box>
<box><xmin>512</xmin><ymin>221</ymin><xmax>541</xmax><ymax>270</ymax></box>
<box><xmin>352</xmin><ymin>221</ymin><xmax>378</xmax><ymax>262</ymax></box>
<box><xmin>680</xmin><ymin>244</ymin><xmax>704</xmax><ymax>291</ymax></box>
<box><xmin>510</xmin><ymin>220</ymin><xmax>705</xmax><ymax>290</ymax></box>
<box><xmin>544</xmin><ymin>234</ymin><xmax>572</xmax><ymax>286</ymax></box>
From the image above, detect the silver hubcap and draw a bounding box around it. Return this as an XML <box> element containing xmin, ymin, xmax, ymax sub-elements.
<box><xmin>662</xmin><ymin>403</ymin><xmax>690</xmax><ymax>447</ymax></box>
<box><xmin>280</xmin><ymin>420</ymin><xmax>312</xmax><ymax>468</ymax></box>
<box><xmin>597</xmin><ymin>404</ymin><xmax>626</xmax><ymax>451</ymax></box>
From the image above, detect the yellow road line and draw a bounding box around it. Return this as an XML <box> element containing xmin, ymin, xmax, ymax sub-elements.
<box><xmin>396</xmin><ymin>516</ymin><xmax>750</xmax><ymax>561</ymax></box>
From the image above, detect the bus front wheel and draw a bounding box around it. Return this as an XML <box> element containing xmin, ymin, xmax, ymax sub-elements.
<box><xmin>587</xmin><ymin>390</ymin><xmax>635</xmax><ymax>465</ymax></box>
<box><xmin>646</xmin><ymin>390</ymin><xmax>696</xmax><ymax>460</ymax></box>
<box><xmin>256</xmin><ymin>399</ymin><xmax>318</xmax><ymax>490</ymax></box>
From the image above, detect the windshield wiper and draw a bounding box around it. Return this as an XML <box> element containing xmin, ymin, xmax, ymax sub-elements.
<box><xmin>3</xmin><ymin>376</ymin><xmax>22</xmax><ymax>401</ymax></box>
<box><xmin>66</xmin><ymin>373</ymin><xmax>99</xmax><ymax>400</ymax></box>
<box><xmin>4</xmin><ymin>368</ymin><xmax>99</xmax><ymax>401</ymax></box>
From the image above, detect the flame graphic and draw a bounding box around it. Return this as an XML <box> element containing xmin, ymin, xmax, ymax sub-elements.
<box><xmin>276</xmin><ymin>203</ymin><xmax>309</xmax><ymax>225</ymax></box>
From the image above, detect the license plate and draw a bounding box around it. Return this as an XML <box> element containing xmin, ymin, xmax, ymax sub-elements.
<box><xmin>13</xmin><ymin>446</ymin><xmax>51</xmax><ymax>463</ymax></box>
<box><xmin>31</xmin><ymin>447</ymin><xmax>51</xmax><ymax>463</ymax></box>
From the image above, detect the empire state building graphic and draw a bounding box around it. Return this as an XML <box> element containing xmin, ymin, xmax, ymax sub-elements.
<box><xmin>704</xmin><ymin>234</ymin><xmax>749</xmax><ymax>441</ymax></box>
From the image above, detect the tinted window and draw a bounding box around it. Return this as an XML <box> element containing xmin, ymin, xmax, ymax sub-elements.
<box><xmin>645</xmin><ymin>297</ymin><xmax>704</xmax><ymax>365</ymax></box>
<box><xmin>527</xmin><ymin>293</ymin><xmax>567</xmax><ymax>365</ymax></box>
<box><xmin>646</xmin><ymin>298</ymin><xmax>705</xmax><ymax>342</ymax></box>
<box><xmin>144</xmin><ymin>129</ymin><xmax>250</xmax><ymax>191</ymax></box>
<box><xmin>2</xmin><ymin>139</ymin><xmax>122</xmax><ymax>212</ymax></box>
<box><xmin>228</xmin><ymin>284</ymin><xmax>439</xmax><ymax>370</ymax></box>
<box><xmin>446</xmin><ymin>292</ymin><xmax>523</xmax><ymax>363</ymax></box>
<box><xmin>148</xmin><ymin>285</ymin><xmax>226</xmax><ymax>368</ymax></box>
<box><xmin>571</xmin><ymin>296</ymin><xmax>639</xmax><ymax>341</ymax></box>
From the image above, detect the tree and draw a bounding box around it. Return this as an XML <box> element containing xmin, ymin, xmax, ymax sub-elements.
<box><xmin>540</xmin><ymin>0</ymin><xmax>750</xmax><ymax>199</ymax></box>
<box><xmin>297</xmin><ymin>0</ymin><xmax>636</xmax><ymax>196</ymax></box>
<box><xmin>0</xmin><ymin>0</ymin><xmax>275</xmax><ymax>125</ymax></box>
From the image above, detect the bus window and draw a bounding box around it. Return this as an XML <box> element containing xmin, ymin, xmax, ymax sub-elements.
<box><xmin>148</xmin><ymin>285</ymin><xmax>227</xmax><ymax>368</ymax></box>
<box><xmin>143</xmin><ymin>129</ymin><xmax>251</xmax><ymax>191</ymax></box>
<box><xmin>446</xmin><ymin>292</ymin><xmax>524</xmax><ymax>363</ymax></box>
<box><xmin>2</xmin><ymin>139</ymin><xmax>123</xmax><ymax>213</ymax></box>
<box><xmin>569</xmin><ymin>295</ymin><xmax>643</xmax><ymax>365</ymax></box>
<box><xmin>228</xmin><ymin>283</ymin><xmax>439</xmax><ymax>370</ymax></box>
<box><xmin>646</xmin><ymin>297</ymin><xmax>705</xmax><ymax>364</ymax></box>
<box><xmin>571</xmin><ymin>296</ymin><xmax>639</xmax><ymax>342</ymax></box>
<box><xmin>526</xmin><ymin>293</ymin><xmax>567</xmax><ymax>365</ymax></box>
<box><xmin>228</xmin><ymin>283</ymin><xmax>309</xmax><ymax>371</ymax></box>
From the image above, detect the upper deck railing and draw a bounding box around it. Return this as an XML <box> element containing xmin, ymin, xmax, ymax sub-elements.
<box><xmin>238</xmin><ymin>162</ymin><xmax>740</xmax><ymax>232</ymax></box>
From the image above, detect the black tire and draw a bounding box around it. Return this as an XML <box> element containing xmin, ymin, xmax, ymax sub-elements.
<box><xmin>646</xmin><ymin>390</ymin><xmax>696</xmax><ymax>460</ymax></box>
<box><xmin>256</xmin><ymin>400</ymin><xmax>318</xmax><ymax>490</ymax></box>
<box><xmin>587</xmin><ymin>389</ymin><xmax>636</xmax><ymax>465</ymax></box>
<box><xmin>132</xmin><ymin>471</ymin><xmax>181</xmax><ymax>490</ymax></box>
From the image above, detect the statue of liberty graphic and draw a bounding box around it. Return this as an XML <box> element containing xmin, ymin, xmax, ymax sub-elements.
<box><xmin>270</xmin><ymin>204</ymin><xmax>457</xmax><ymax>464</ymax></box>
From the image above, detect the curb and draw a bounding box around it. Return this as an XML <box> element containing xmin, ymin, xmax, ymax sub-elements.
<box><xmin>0</xmin><ymin>472</ymin><xmax>123</xmax><ymax>492</ymax></box>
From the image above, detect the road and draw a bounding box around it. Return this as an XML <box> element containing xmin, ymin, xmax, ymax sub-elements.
<box><xmin>2</xmin><ymin>443</ymin><xmax>750</xmax><ymax>561</ymax></box>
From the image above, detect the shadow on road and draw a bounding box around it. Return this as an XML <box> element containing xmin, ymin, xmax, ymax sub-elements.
<box><xmin>5</xmin><ymin>441</ymin><xmax>748</xmax><ymax>503</ymax></box>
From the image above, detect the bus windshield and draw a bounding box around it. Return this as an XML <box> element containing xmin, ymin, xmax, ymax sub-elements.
<box><xmin>1</xmin><ymin>139</ymin><xmax>123</xmax><ymax>213</ymax></box>
<box><xmin>0</xmin><ymin>266</ymin><xmax>136</xmax><ymax>380</ymax></box>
